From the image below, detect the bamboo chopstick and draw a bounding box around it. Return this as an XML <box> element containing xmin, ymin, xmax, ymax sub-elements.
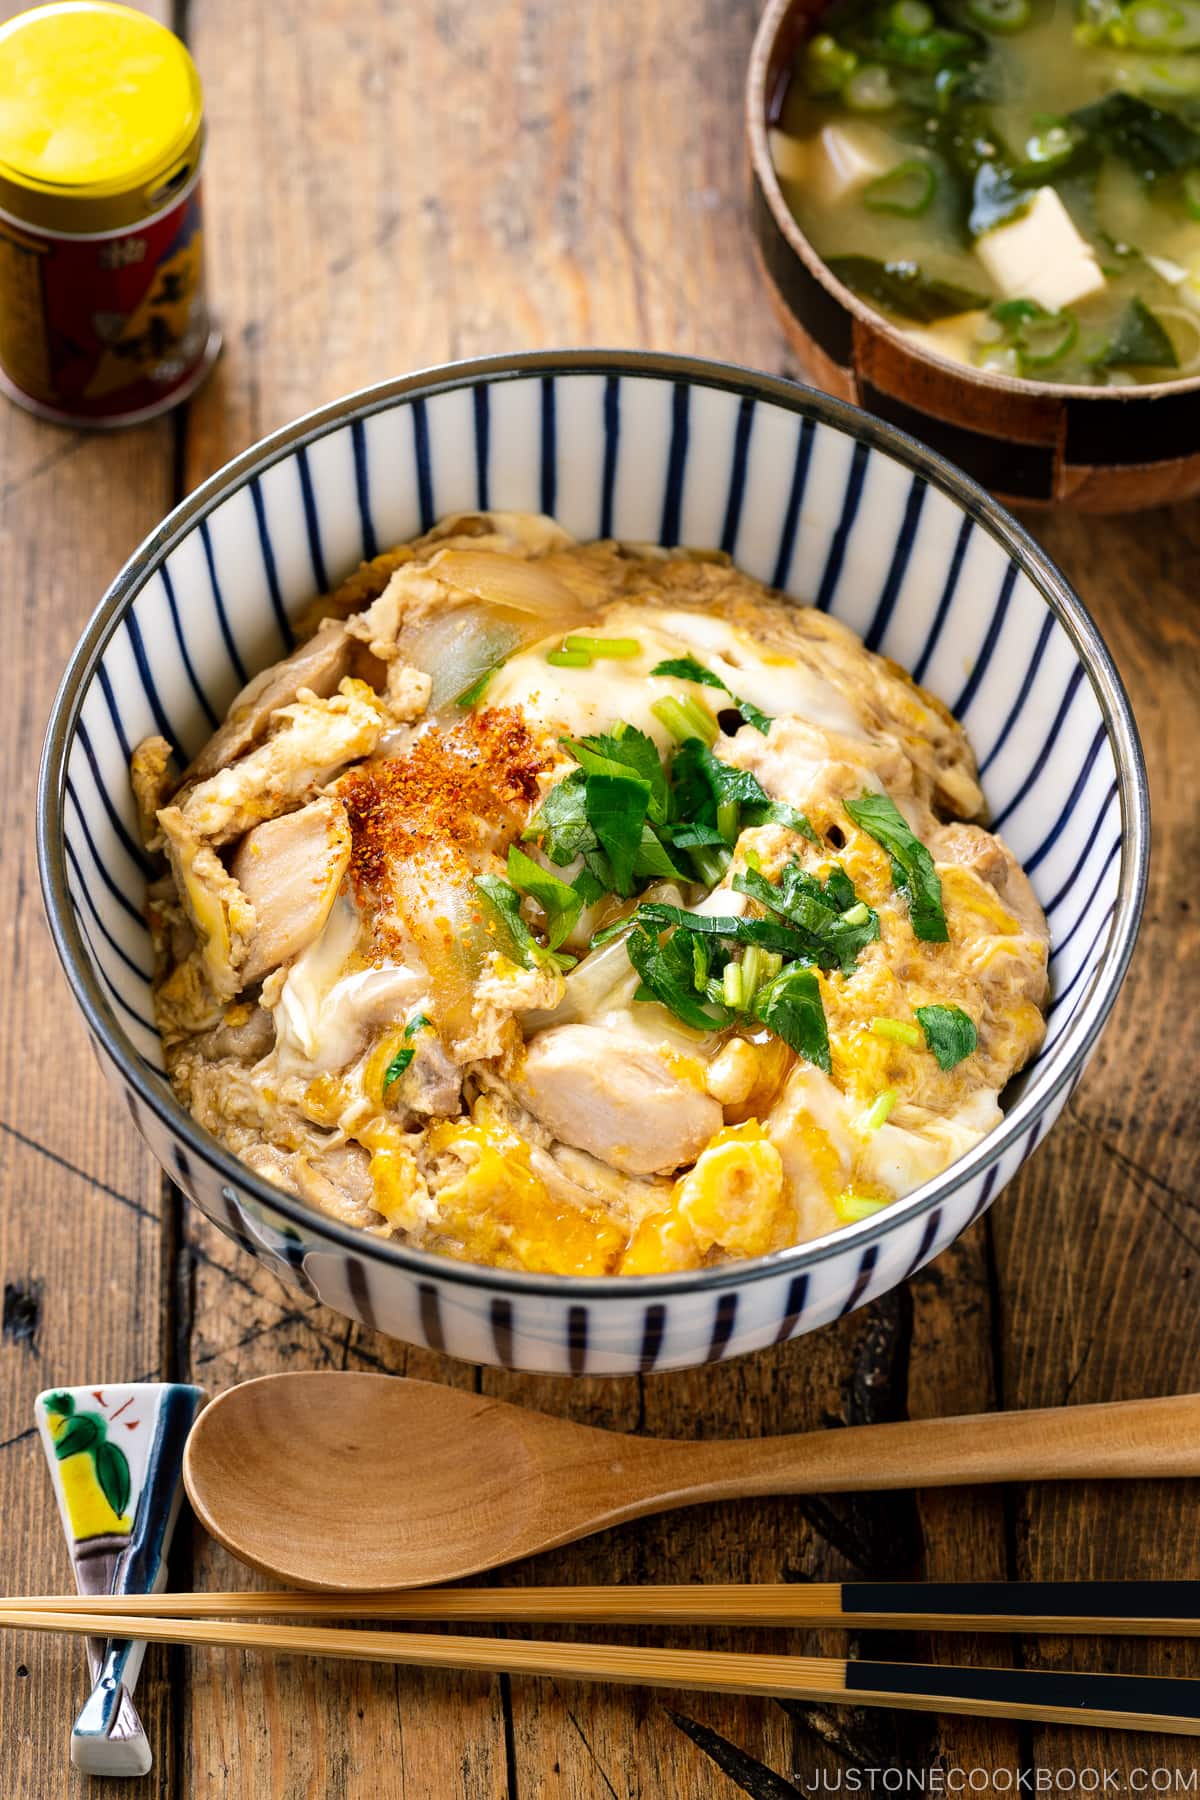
<box><xmin>2</xmin><ymin>1607</ymin><xmax>1200</xmax><ymax>1735</ymax></box>
<box><xmin>7</xmin><ymin>1583</ymin><xmax>1200</xmax><ymax>1636</ymax></box>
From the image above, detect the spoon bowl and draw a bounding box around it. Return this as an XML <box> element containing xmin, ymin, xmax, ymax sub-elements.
<box><xmin>183</xmin><ymin>1374</ymin><xmax>1200</xmax><ymax>1591</ymax></box>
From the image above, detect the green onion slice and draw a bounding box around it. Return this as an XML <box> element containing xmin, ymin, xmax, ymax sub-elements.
<box><xmin>844</xmin><ymin>63</ymin><xmax>897</xmax><ymax>110</ymax></box>
<box><xmin>860</xmin><ymin>1087</ymin><xmax>899</xmax><ymax>1132</ymax></box>
<box><xmin>650</xmin><ymin>694</ymin><xmax>718</xmax><ymax>747</ymax></box>
<box><xmin>870</xmin><ymin>1016</ymin><xmax>922</xmax><ymax>1047</ymax></box>
<box><xmin>965</xmin><ymin>0</ymin><xmax>1031</xmax><ymax>29</ymax></box>
<box><xmin>563</xmin><ymin>635</ymin><xmax>642</xmax><ymax>658</ymax></box>
<box><xmin>546</xmin><ymin>647</ymin><xmax>592</xmax><ymax>668</ymax></box>
<box><xmin>863</xmin><ymin>159</ymin><xmax>937</xmax><ymax>216</ymax></box>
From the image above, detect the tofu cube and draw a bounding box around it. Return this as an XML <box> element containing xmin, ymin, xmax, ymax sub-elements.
<box><xmin>768</xmin><ymin>129</ymin><xmax>809</xmax><ymax>185</ymax></box>
<box><xmin>807</xmin><ymin>123</ymin><xmax>896</xmax><ymax>206</ymax></box>
<box><xmin>975</xmin><ymin>186</ymin><xmax>1105</xmax><ymax>315</ymax></box>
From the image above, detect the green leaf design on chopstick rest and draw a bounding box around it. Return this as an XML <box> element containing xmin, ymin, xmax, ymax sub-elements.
<box><xmin>94</xmin><ymin>1437</ymin><xmax>132</xmax><ymax>1520</ymax></box>
<box><xmin>50</xmin><ymin>1402</ymin><xmax>134</xmax><ymax>1522</ymax></box>
<box><xmin>53</xmin><ymin>1414</ymin><xmax>102</xmax><ymax>1460</ymax></box>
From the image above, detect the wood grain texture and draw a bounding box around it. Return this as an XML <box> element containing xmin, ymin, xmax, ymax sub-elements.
<box><xmin>0</xmin><ymin>0</ymin><xmax>179</xmax><ymax>1788</ymax></box>
<box><xmin>0</xmin><ymin>0</ymin><xmax>1195</xmax><ymax>1794</ymax></box>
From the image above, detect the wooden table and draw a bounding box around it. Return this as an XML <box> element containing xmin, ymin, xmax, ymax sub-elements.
<box><xmin>1</xmin><ymin>1</ymin><xmax>1198</xmax><ymax>1794</ymax></box>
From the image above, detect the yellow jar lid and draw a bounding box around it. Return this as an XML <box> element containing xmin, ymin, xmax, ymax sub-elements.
<box><xmin>0</xmin><ymin>2</ymin><xmax>202</xmax><ymax>200</ymax></box>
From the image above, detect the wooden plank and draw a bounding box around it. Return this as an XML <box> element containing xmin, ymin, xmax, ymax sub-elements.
<box><xmin>988</xmin><ymin>505</ymin><xmax>1200</xmax><ymax>1785</ymax></box>
<box><xmin>0</xmin><ymin>9</ymin><xmax>178</xmax><ymax>1790</ymax></box>
<box><xmin>150</xmin><ymin>6</ymin><xmax>1200</xmax><ymax>1800</ymax></box>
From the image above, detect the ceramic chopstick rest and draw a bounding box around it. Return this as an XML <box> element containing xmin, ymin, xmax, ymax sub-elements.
<box><xmin>35</xmin><ymin>1382</ymin><xmax>205</xmax><ymax>1777</ymax></box>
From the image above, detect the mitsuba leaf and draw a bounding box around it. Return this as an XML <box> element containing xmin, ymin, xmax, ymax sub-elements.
<box><xmin>734</xmin><ymin>862</ymin><xmax>880</xmax><ymax>975</ymax></box>
<box><xmin>844</xmin><ymin>792</ymin><xmax>948</xmax><ymax>943</ymax></box>
<box><xmin>474</xmin><ymin>876</ymin><xmax>575</xmax><ymax>972</ymax></box>
<box><xmin>625</xmin><ymin>924</ymin><xmax>731</xmax><ymax>1031</ymax></box>
<box><xmin>569</xmin><ymin>725</ymin><xmax>669</xmax><ymax>821</ymax></box>
<box><xmin>669</xmin><ymin>741</ymin><xmax>816</xmax><ymax>838</ymax></box>
<box><xmin>915</xmin><ymin>1003</ymin><xmax>978</xmax><ymax>1069</ymax></box>
<box><xmin>753</xmin><ymin>966</ymin><xmax>831</xmax><ymax>1073</ymax></box>
<box><xmin>584</xmin><ymin>771</ymin><xmax>651</xmax><ymax>898</ymax></box>
<box><xmin>526</xmin><ymin>770</ymin><xmax>596</xmax><ymax>865</ymax></box>
<box><xmin>649</xmin><ymin>655</ymin><xmax>726</xmax><ymax>692</ymax></box>
<box><xmin>506</xmin><ymin>845</ymin><xmax>585</xmax><ymax>949</ymax></box>
<box><xmin>649</xmin><ymin>656</ymin><xmax>773</xmax><ymax>737</ymax></box>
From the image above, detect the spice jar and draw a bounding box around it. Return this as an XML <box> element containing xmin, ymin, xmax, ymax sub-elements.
<box><xmin>0</xmin><ymin>1</ymin><xmax>219</xmax><ymax>426</ymax></box>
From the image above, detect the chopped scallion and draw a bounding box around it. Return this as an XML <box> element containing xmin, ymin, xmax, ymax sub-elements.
<box><xmin>563</xmin><ymin>635</ymin><xmax>642</xmax><ymax>658</ymax></box>
<box><xmin>870</xmin><ymin>1017</ymin><xmax>922</xmax><ymax>1047</ymax></box>
<box><xmin>689</xmin><ymin>844</ymin><xmax>732</xmax><ymax>887</ymax></box>
<box><xmin>740</xmin><ymin>944</ymin><xmax>767</xmax><ymax>1000</ymax></box>
<box><xmin>841</xmin><ymin>902</ymin><xmax>870</xmax><ymax>927</ymax></box>
<box><xmin>860</xmin><ymin>1087</ymin><xmax>899</xmax><ymax>1132</ymax></box>
<box><xmin>716</xmin><ymin>798</ymin><xmax>741</xmax><ymax>844</ymax></box>
<box><xmin>804</xmin><ymin>32</ymin><xmax>859</xmax><ymax>95</ymax></box>
<box><xmin>546</xmin><ymin>647</ymin><xmax>592</xmax><ymax>668</ymax></box>
<box><xmin>965</xmin><ymin>0</ymin><xmax>1031</xmax><ymax>28</ymax></box>
<box><xmin>834</xmin><ymin>1190</ymin><xmax>893</xmax><ymax>1223</ymax></box>
<box><xmin>863</xmin><ymin>159</ymin><xmax>937</xmax><ymax>216</ymax></box>
<box><xmin>650</xmin><ymin>694</ymin><xmax>718</xmax><ymax>746</ymax></box>
<box><xmin>844</xmin><ymin>63</ymin><xmax>896</xmax><ymax>109</ymax></box>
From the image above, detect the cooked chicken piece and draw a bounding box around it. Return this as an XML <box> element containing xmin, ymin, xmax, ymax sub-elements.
<box><xmin>239</xmin><ymin>1140</ymin><xmax>382</xmax><ymax>1232</ymax></box>
<box><xmin>930</xmin><ymin>821</ymin><xmax>1049</xmax><ymax>947</ymax></box>
<box><xmin>395</xmin><ymin>1029</ymin><xmax>462</xmax><ymax>1117</ymax></box>
<box><xmin>291</xmin><ymin>1143</ymin><xmax>384</xmax><ymax>1230</ymax></box>
<box><xmin>718</xmin><ymin>716</ymin><xmax>927</xmax><ymax>834</ymax></box>
<box><xmin>174</xmin><ymin>678</ymin><xmax>385</xmax><ymax>845</ymax></box>
<box><xmin>192</xmin><ymin>1001</ymin><xmax>275</xmax><ymax>1066</ymax></box>
<box><xmin>231</xmin><ymin>796</ymin><xmax>352</xmax><ymax>986</ymax></box>
<box><xmin>513</xmin><ymin>1024</ymin><xmax>723</xmax><ymax>1176</ymax></box>
<box><xmin>157</xmin><ymin>807</ymin><xmax>257</xmax><ymax>1001</ymax></box>
<box><xmin>131</xmin><ymin>735</ymin><xmax>175</xmax><ymax>846</ymax></box>
<box><xmin>184</xmin><ymin>620</ymin><xmax>355</xmax><ymax>782</ymax></box>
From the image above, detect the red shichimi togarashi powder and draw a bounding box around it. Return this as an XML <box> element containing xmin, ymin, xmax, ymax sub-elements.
<box><xmin>337</xmin><ymin>707</ymin><xmax>554</xmax><ymax>956</ymax></box>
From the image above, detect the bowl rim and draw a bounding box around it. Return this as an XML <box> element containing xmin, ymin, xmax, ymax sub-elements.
<box><xmin>37</xmin><ymin>346</ymin><xmax>1150</xmax><ymax>1300</ymax></box>
<box><xmin>746</xmin><ymin>0</ymin><xmax>1200</xmax><ymax>407</ymax></box>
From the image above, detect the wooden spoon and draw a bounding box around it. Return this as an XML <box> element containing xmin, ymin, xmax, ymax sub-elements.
<box><xmin>183</xmin><ymin>1374</ymin><xmax>1200</xmax><ymax>1591</ymax></box>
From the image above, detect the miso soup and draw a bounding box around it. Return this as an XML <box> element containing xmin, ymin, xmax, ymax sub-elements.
<box><xmin>772</xmin><ymin>0</ymin><xmax>1200</xmax><ymax>384</ymax></box>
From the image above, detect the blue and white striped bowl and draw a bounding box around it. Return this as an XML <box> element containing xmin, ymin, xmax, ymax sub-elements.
<box><xmin>37</xmin><ymin>351</ymin><xmax>1148</xmax><ymax>1375</ymax></box>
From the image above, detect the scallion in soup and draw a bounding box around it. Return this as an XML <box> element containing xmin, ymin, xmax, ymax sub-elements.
<box><xmin>772</xmin><ymin>0</ymin><xmax>1200</xmax><ymax>383</ymax></box>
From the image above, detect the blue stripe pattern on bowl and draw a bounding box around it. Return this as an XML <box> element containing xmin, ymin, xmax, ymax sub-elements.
<box><xmin>39</xmin><ymin>352</ymin><xmax>1147</xmax><ymax>1375</ymax></box>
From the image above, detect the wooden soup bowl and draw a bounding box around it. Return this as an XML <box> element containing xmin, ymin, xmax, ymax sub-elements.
<box><xmin>746</xmin><ymin>0</ymin><xmax>1200</xmax><ymax>511</ymax></box>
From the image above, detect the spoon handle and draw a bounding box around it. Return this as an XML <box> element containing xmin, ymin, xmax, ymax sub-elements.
<box><xmin>646</xmin><ymin>1393</ymin><xmax>1200</xmax><ymax>1500</ymax></box>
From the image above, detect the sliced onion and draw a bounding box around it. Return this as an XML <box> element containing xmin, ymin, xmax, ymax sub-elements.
<box><xmin>433</xmin><ymin>549</ymin><xmax>583</xmax><ymax>621</ymax></box>
<box><xmin>388</xmin><ymin>857</ymin><xmax>496</xmax><ymax>1045</ymax></box>
<box><xmin>524</xmin><ymin>882</ymin><xmax>687</xmax><ymax>1030</ymax></box>
<box><xmin>398</xmin><ymin>604</ymin><xmax>524</xmax><ymax>711</ymax></box>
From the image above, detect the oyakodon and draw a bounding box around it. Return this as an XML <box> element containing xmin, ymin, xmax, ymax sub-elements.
<box><xmin>131</xmin><ymin>511</ymin><xmax>1048</xmax><ymax>1276</ymax></box>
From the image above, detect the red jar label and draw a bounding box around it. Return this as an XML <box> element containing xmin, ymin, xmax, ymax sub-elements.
<box><xmin>0</xmin><ymin>176</ymin><xmax>214</xmax><ymax>425</ymax></box>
